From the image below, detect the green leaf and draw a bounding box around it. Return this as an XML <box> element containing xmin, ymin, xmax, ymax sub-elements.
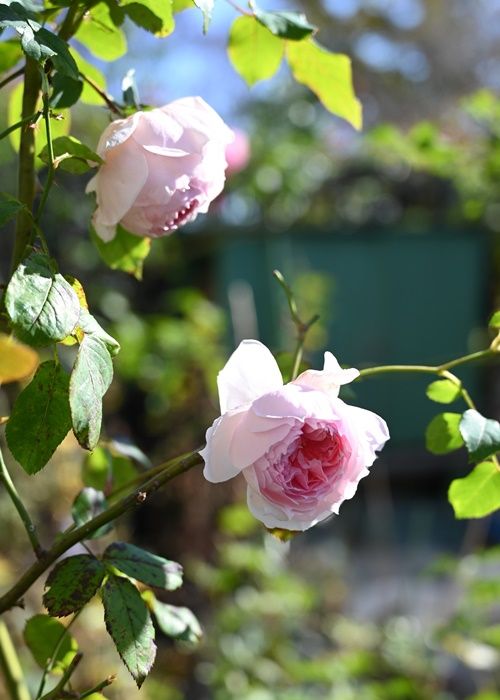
<box><xmin>426</xmin><ymin>379</ymin><xmax>461</xmax><ymax>404</ymax></box>
<box><xmin>109</xmin><ymin>454</ymin><xmax>139</xmax><ymax>491</ymax></box>
<box><xmin>70</xmin><ymin>335</ymin><xmax>113</xmax><ymax>450</ymax></box>
<box><xmin>103</xmin><ymin>542</ymin><xmax>183</xmax><ymax>590</ymax></box>
<box><xmin>24</xmin><ymin>615</ymin><xmax>78</xmax><ymax>674</ymax></box>
<box><xmin>122</xmin><ymin>0</ymin><xmax>174</xmax><ymax>36</ymax></box>
<box><xmin>49</xmin><ymin>72</ymin><xmax>83</xmax><ymax>109</ymax></box>
<box><xmin>91</xmin><ymin>224</ymin><xmax>151</xmax><ymax>280</ymax></box>
<box><xmin>75</xmin><ymin>3</ymin><xmax>127</xmax><ymax>61</ymax></box>
<box><xmin>0</xmin><ymin>39</ymin><xmax>23</xmax><ymax>72</ymax></box>
<box><xmin>6</xmin><ymin>361</ymin><xmax>72</xmax><ymax>474</ymax></box>
<box><xmin>449</xmin><ymin>461</ymin><xmax>500</xmax><ymax>518</ymax></box>
<box><xmin>228</xmin><ymin>15</ymin><xmax>284</xmax><ymax>87</ymax></box>
<box><xmin>43</xmin><ymin>555</ymin><xmax>106</xmax><ymax>616</ymax></box>
<box><xmin>101</xmin><ymin>575</ymin><xmax>156</xmax><ymax>687</ymax></box>
<box><xmin>35</xmin><ymin>27</ymin><xmax>78</xmax><ymax>79</ymax></box>
<box><xmin>78</xmin><ymin>308</ymin><xmax>120</xmax><ymax>356</ymax></box>
<box><xmin>39</xmin><ymin>135</ymin><xmax>102</xmax><ymax>174</ymax></box>
<box><xmin>489</xmin><ymin>310</ymin><xmax>500</xmax><ymax>329</ymax></box>
<box><xmin>72</xmin><ymin>487</ymin><xmax>113</xmax><ymax>539</ymax></box>
<box><xmin>425</xmin><ymin>412</ymin><xmax>464</xmax><ymax>455</ymax></box>
<box><xmin>254</xmin><ymin>9</ymin><xmax>316</xmax><ymax>40</ymax></box>
<box><xmin>0</xmin><ymin>193</ymin><xmax>29</xmax><ymax>228</ymax></box>
<box><xmin>173</xmin><ymin>0</ymin><xmax>193</xmax><ymax>11</ymax></box>
<box><xmin>193</xmin><ymin>0</ymin><xmax>213</xmax><ymax>32</ymax></box>
<box><xmin>459</xmin><ymin>409</ymin><xmax>500</xmax><ymax>463</ymax></box>
<box><xmin>152</xmin><ymin>600</ymin><xmax>202</xmax><ymax>644</ymax></box>
<box><xmin>82</xmin><ymin>446</ymin><xmax>112</xmax><ymax>490</ymax></box>
<box><xmin>5</xmin><ymin>252</ymin><xmax>80</xmax><ymax>346</ymax></box>
<box><xmin>286</xmin><ymin>38</ymin><xmax>362</xmax><ymax>130</ymax></box>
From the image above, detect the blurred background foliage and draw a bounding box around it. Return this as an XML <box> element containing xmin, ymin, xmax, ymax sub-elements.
<box><xmin>1</xmin><ymin>0</ymin><xmax>500</xmax><ymax>697</ymax></box>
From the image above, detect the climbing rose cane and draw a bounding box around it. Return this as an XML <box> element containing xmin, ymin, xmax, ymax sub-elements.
<box><xmin>87</xmin><ymin>97</ymin><xmax>234</xmax><ymax>241</ymax></box>
<box><xmin>200</xmin><ymin>340</ymin><xmax>389</xmax><ymax>531</ymax></box>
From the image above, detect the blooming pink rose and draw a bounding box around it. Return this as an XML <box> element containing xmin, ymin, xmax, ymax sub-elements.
<box><xmin>200</xmin><ymin>340</ymin><xmax>389</xmax><ymax>531</ymax></box>
<box><xmin>86</xmin><ymin>97</ymin><xmax>234</xmax><ymax>241</ymax></box>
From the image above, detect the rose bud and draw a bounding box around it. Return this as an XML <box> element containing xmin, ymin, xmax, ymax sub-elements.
<box><xmin>86</xmin><ymin>97</ymin><xmax>234</xmax><ymax>241</ymax></box>
<box><xmin>200</xmin><ymin>340</ymin><xmax>389</xmax><ymax>532</ymax></box>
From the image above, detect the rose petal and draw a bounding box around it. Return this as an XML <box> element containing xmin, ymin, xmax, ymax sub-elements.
<box><xmin>251</xmin><ymin>383</ymin><xmax>340</xmax><ymax>422</ymax></box>
<box><xmin>200</xmin><ymin>409</ymin><xmax>246</xmax><ymax>483</ymax></box>
<box><xmin>217</xmin><ymin>339</ymin><xmax>283</xmax><ymax>413</ymax></box>
<box><xmin>294</xmin><ymin>351</ymin><xmax>359</xmax><ymax>397</ymax></box>
<box><xmin>230</xmin><ymin>412</ymin><xmax>297</xmax><ymax>469</ymax></box>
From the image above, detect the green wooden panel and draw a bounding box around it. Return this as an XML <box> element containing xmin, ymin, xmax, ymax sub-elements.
<box><xmin>213</xmin><ymin>230</ymin><xmax>487</xmax><ymax>446</ymax></box>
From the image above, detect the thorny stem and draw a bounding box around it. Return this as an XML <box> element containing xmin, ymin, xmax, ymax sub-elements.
<box><xmin>0</xmin><ymin>451</ymin><xmax>202</xmax><ymax>614</ymax></box>
<box><xmin>0</xmin><ymin>112</ymin><xmax>42</xmax><ymax>143</ymax></box>
<box><xmin>0</xmin><ymin>620</ymin><xmax>31</xmax><ymax>700</ymax></box>
<box><xmin>35</xmin><ymin>76</ymin><xmax>56</xmax><ymax>226</ymax></box>
<box><xmin>0</xmin><ymin>445</ymin><xmax>44</xmax><ymax>559</ymax></box>
<box><xmin>79</xmin><ymin>675</ymin><xmax>116</xmax><ymax>699</ymax></box>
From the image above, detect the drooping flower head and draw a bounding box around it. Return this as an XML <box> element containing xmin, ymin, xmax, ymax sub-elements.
<box><xmin>87</xmin><ymin>97</ymin><xmax>234</xmax><ymax>241</ymax></box>
<box><xmin>200</xmin><ymin>340</ymin><xmax>389</xmax><ymax>531</ymax></box>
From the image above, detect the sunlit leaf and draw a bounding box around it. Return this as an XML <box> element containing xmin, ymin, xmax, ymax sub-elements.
<box><xmin>425</xmin><ymin>412</ymin><xmax>464</xmax><ymax>455</ymax></box>
<box><xmin>228</xmin><ymin>15</ymin><xmax>284</xmax><ymax>87</ymax></box>
<box><xmin>0</xmin><ymin>39</ymin><xmax>23</xmax><ymax>72</ymax></box>
<box><xmin>152</xmin><ymin>599</ymin><xmax>202</xmax><ymax>644</ymax></box>
<box><xmin>103</xmin><ymin>542</ymin><xmax>183</xmax><ymax>590</ymax></box>
<box><xmin>121</xmin><ymin>0</ymin><xmax>174</xmax><ymax>36</ymax></box>
<box><xmin>75</xmin><ymin>2</ymin><xmax>127</xmax><ymax>61</ymax></box>
<box><xmin>43</xmin><ymin>555</ymin><xmax>106</xmax><ymax>616</ymax></box>
<box><xmin>286</xmin><ymin>38</ymin><xmax>362</xmax><ymax>130</ymax></box>
<box><xmin>72</xmin><ymin>49</ymin><xmax>107</xmax><ymax>106</ymax></box>
<box><xmin>101</xmin><ymin>575</ymin><xmax>156</xmax><ymax>687</ymax></box>
<box><xmin>254</xmin><ymin>9</ymin><xmax>316</xmax><ymax>40</ymax></box>
<box><xmin>460</xmin><ymin>409</ymin><xmax>500</xmax><ymax>463</ymax></box>
<box><xmin>24</xmin><ymin>615</ymin><xmax>78</xmax><ymax>674</ymax></box>
<box><xmin>489</xmin><ymin>311</ymin><xmax>500</xmax><ymax>329</ymax></box>
<box><xmin>426</xmin><ymin>379</ymin><xmax>461</xmax><ymax>404</ymax></box>
<box><xmin>39</xmin><ymin>135</ymin><xmax>102</xmax><ymax>173</ymax></box>
<box><xmin>91</xmin><ymin>225</ymin><xmax>151</xmax><ymax>280</ymax></box>
<box><xmin>449</xmin><ymin>461</ymin><xmax>500</xmax><ymax>518</ymax></box>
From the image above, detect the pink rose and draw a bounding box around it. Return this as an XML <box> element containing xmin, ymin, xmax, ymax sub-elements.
<box><xmin>86</xmin><ymin>97</ymin><xmax>234</xmax><ymax>241</ymax></box>
<box><xmin>200</xmin><ymin>340</ymin><xmax>389</xmax><ymax>531</ymax></box>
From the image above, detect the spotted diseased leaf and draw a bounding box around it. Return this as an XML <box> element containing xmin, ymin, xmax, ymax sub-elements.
<box><xmin>254</xmin><ymin>9</ymin><xmax>316</xmax><ymax>40</ymax></box>
<box><xmin>43</xmin><ymin>555</ymin><xmax>106</xmax><ymax>617</ymax></box>
<box><xmin>101</xmin><ymin>575</ymin><xmax>156</xmax><ymax>687</ymax></box>
<box><xmin>459</xmin><ymin>409</ymin><xmax>500</xmax><ymax>463</ymax></box>
<box><xmin>425</xmin><ymin>412</ymin><xmax>464</xmax><ymax>455</ymax></box>
<box><xmin>286</xmin><ymin>39</ymin><xmax>362</xmax><ymax>130</ymax></box>
<box><xmin>70</xmin><ymin>334</ymin><xmax>113</xmax><ymax>450</ymax></box>
<box><xmin>103</xmin><ymin>542</ymin><xmax>183</xmax><ymax>590</ymax></box>
<box><xmin>5</xmin><ymin>252</ymin><xmax>81</xmax><ymax>346</ymax></box>
<box><xmin>24</xmin><ymin>615</ymin><xmax>78</xmax><ymax>674</ymax></box>
<box><xmin>6</xmin><ymin>361</ymin><xmax>72</xmax><ymax>474</ymax></box>
<box><xmin>228</xmin><ymin>15</ymin><xmax>284</xmax><ymax>87</ymax></box>
<box><xmin>72</xmin><ymin>487</ymin><xmax>113</xmax><ymax>539</ymax></box>
<box><xmin>449</xmin><ymin>461</ymin><xmax>500</xmax><ymax>519</ymax></box>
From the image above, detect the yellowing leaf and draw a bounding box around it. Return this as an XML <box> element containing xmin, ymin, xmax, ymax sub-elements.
<box><xmin>228</xmin><ymin>15</ymin><xmax>284</xmax><ymax>87</ymax></box>
<box><xmin>0</xmin><ymin>334</ymin><xmax>38</xmax><ymax>384</ymax></box>
<box><xmin>286</xmin><ymin>38</ymin><xmax>362</xmax><ymax>130</ymax></box>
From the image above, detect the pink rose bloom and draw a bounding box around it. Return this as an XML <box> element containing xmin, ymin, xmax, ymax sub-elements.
<box><xmin>86</xmin><ymin>97</ymin><xmax>234</xmax><ymax>241</ymax></box>
<box><xmin>200</xmin><ymin>340</ymin><xmax>389</xmax><ymax>531</ymax></box>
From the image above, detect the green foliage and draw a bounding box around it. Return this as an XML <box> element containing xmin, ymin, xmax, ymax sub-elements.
<box><xmin>0</xmin><ymin>333</ymin><xmax>38</xmax><ymax>383</ymax></box>
<box><xmin>72</xmin><ymin>48</ymin><xmax>107</xmax><ymax>106</ymax></box>
<box><xmin>24</xmin><ymin>614</ymin><xmax>78</xmax><ymax>674</ymax></box>
<box><xmin>75</xmin><ymin>2</ymin><xmax>127</xmax><ymax>61</ymax></box>
<box><xmin>6</xmin><ymin>361</ymin><xmax>72</xmax><ymax>474</ymax></box>
<box><xmin>425</xmin><ymin>412</ymin><xmax>464</xmax><ymax>455</ymax></box>
<box><xmin>151</xmin><ymin>599</ymin><xmax>202</xmax><ymax>644</ymax></box>
<box><xmin>38</xmin><ymin>135</ymin><xmax>102</xmax><ymax>173</ymax></box>
<box><xmin>43</xmin><ymin>555</ymin><xmax>106</xmax><ymax>616</ymax></box>
<box><xmin>0</xmin><ymin>192</ymin><xmax>29</xmax><ymax>227</ymax></box>
<box><xmin>82</xmin><ymin>446</ymin><xmax>112</xmax><ymax>491</ymax></box>
<box><xmin>121</xmin><ymin>0</ymin><xmax>175</xmax><ymax>37</ymax></box>
<box><xmin>70</xmin><ymin>334</ymin><xmax>114</xmax><ymax>450</ymax></box>
<box><xmin>5</xmin><ymin>252</ymin><xmax>80</xmax><ymax>346</ymax></box>
<box><xmin>101</xmin><ymin>574</ymin><xmax>156</xmax><ymax>687</ymax></box>
<box><xmin>459</xmin><ymin>410</ymin><xmax>500</xmax><ymax>462</ymax></box>
<box><xmin>228</xmin><ymin>15</ymin><xmax>284</xmax><ymax>87</ymax></box>
<box><xmin>0</xmin><ymin>39</ymin><xmax>22</xmax><ymax>72</ymax></box>
<box><xmin>91</xmin><ymin>225</ymin><xmax>151</xmax><ymax>280</ymax></box>
<box><xmin>254</xmin><ymin>9</ymin><xmax>317</xmax><ymax>40</ymax></box>
<box><xmin>103</xmin><ymin>542</ymin><xmax>183</xmax><ymax>590</ymax></box>
<box><xmin>448</xmin><ymin>461</ymin><xmax>500</xmax><ymax>518</ymax></box>
<box><xmin>426</xmin><ymin>379</ymin><xmax>461</xmax><ymax>404</ymax></box>
<box><xmin>49</xmin><ymin>72</ymin><xmax>83</xmax><ymax>109</ymax></box>
<box><xmin>72</xmin><ymin>487</ymin><xmax>113</xmax><ymax>538</ymax></box>
<box><xmin>78</xmin><ymin>308</ymin><xmax>121</xmax><ymax>356</ymax></box>
<box><xmin>489</xmin><ymin>311</ymin><xmax>500</xmax><ymax>329</ymax></box>
<box><xmin>286</xmin><ymin>39</ymin><xmax>362</xmax><ymax>130</ymax></box>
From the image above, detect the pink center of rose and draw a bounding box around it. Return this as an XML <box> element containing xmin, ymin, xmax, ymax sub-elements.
<box><xmin>255</xmin><ymin>421</ymin><xmax>351</xmax><ymax>510</ymax></box>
